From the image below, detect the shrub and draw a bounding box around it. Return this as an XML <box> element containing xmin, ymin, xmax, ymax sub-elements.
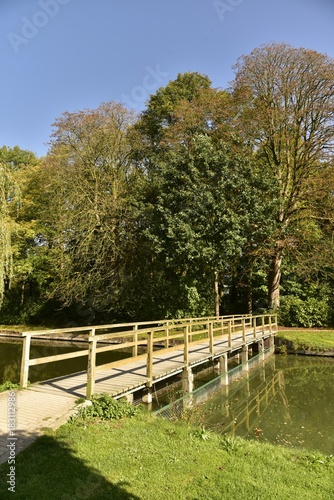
<box><xmin>0</xmin><ymin>381</ymin><xmax>19</xmax><ymax>393</ymax></box>
<box><xmin>75</xmin><ymin>393</ymin><xmax>139</xmax><ymax>421</ymax></box>
<box><xmin>279</xmin><ymin>295</ymin><xmax>331</xmax><ymax>327</ymax></box>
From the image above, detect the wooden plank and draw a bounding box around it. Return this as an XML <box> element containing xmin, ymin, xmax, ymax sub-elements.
<box><xmin>28</xmin><ymin>348</ymin><xmax>89</xmax><ymax>366</ymax></box>
<box><xmin>95</xmin><ymin>352</ymin><xmax>147</xmax><ymax>372</ymax></box>
<box><xmin>25</xmin><ymin>315</ymin><xmax>277</xmax><ymax>399</ymax></box>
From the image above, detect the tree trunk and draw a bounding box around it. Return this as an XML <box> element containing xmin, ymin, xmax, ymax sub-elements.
<box><xmin>246</xmin><ymin>285</ymin><xmax>253</xmax><ymax>314</ymax></box>
<box><xmin>268</xmin><ymin>247</ymin><xmax>284</xmax><ymax>309</ymax></box>
<box><xmin>214</xmin><ymin>270</ymin><xmax>220</xmax><ymax>316</ymax></box>
<box><xmin>245</xmin><ymin>252</ymin><xmax>253</xmax><ymax>314</ymax></box>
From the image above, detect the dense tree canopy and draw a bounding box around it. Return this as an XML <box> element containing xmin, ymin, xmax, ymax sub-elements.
<box><xmin>40</xmin><ymin>102</ymin><xmax>141</xmax><ymax>317</ymax></box>
<box><xmin>231</xmin><ymin>42</ymin><xmax>334</xmax><ymax>308</ymax></box>
<box><xmin>1</xmin><ymin>43</ymin><xmax>334</xmax><ymax>326</ymax></box>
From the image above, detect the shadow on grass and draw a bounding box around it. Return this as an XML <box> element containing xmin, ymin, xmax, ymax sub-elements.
<box><xmin>0</xmin><ymin>431</ymin><xmax>141</xmax><ymax>500</ymax></box>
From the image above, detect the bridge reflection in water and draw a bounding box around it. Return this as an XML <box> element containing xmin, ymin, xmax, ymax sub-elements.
<box><xmin>155</xmin><ymin>354</ymin><xmax>288</xmax><ymax>440</ymax></box>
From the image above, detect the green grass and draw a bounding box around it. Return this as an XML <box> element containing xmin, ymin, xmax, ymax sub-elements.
<box><xmin>0</xmin><ymin>411</ymin><xmax>333</xmax><ymax>499</ymax></box>
<box><xmin>277</xmin><ymin>330</ymin><xmax>334</xmax><ymax>352</ymax></box>
<box><xmin>0</xmin><ymin>324</ymin><xmax>45</xmax><ymax>332</ymax></box>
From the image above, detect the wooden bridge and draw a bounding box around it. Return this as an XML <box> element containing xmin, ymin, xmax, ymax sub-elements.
<box><xmin>19</xmin><ymin>314</ymin><xmax>278</xmax><ymax>402</ymax></box>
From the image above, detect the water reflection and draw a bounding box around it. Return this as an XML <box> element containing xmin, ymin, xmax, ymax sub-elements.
<box><xmin>194</xmin><ymin>355</ymin><xmax>334</xmax><ymax>455</ymax></box>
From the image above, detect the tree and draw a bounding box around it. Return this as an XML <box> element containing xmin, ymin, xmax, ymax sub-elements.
<box><xmin>0</xmin><ymin>146</ymin><xmax>42</xmax><ymax>320</ymax></box>
<box><xmin>135</xmin><ymin>73</ymin><xmax>276</xmax><ymax>315</ymax></box>
<box><xmin>147</xmin><ymin>134</ymin><xmax>273</xmax><ymax>316</ymax></box>
<box><xmin>0</xmin><ymin>161</ymin><xmax>17</xmax><ymax>306</ymax></box>
<box><xmin>41</xmin><ymin>102</ymin><xmax>141</xmax><ymax>318</ymax></box>
<box><xmin>137</xmin><ymin>72</ymin><xmax>212</xmax><ymax>147</ymax></box>
<box><xmin>231</xmin><ymin>43</ymin><xmax>334</xmax><ymax>309</ymax></box>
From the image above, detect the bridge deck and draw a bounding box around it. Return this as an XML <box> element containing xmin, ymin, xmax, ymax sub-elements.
<box><xmin>1</xmin><ymin>316</ymin><xmax>277</xmax><ymax>464</ymax></box>
<box><xmin>31</xmin><ymin>329</ymin><xmax>271</xmax><ymax>399</ymax></box>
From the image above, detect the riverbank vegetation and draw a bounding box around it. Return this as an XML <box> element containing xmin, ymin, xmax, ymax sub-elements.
<box><xmin>0</xmin><ymin>408</ymin><xmax>333</xmax><ymax>499</ymax></box>
<box><xmin>277</xmin><ymin>330</ymin><xmax>334</xmax><ymax>353</ymax></box>
<box><xmin>1</xmin><ymin>43</ymin><xmax>334</xmax><ymax>327</ymax></box>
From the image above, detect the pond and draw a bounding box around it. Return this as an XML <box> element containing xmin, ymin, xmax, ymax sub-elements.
<box><xmin>189</xmin><ymin>354</ymin><xmax>334</xmax><ymax>456</ymax></box>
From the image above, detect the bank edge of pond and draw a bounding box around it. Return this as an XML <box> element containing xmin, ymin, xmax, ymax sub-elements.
<box><xmin>276</xmin><ymin>330</ymin><xmax>334</xmax><ymax>356</ymax></box>
<box><xmin>0</xmin><ymin>329</ymin><xmax>89</xmax><ymax>343</ymax></box>
<box><xmin>1</xmin><ymin>411</ymin><xmax>333</xmax><ymax>500</ymax></box>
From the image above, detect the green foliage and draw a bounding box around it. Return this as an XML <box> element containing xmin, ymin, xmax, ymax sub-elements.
<box><xmin>1</xmin><ymin>49</ymin><xmax>334</xmax><ymax>324</ymax></box>
<box><xmin>74</xmin><ymin>393</ymin><xmax>139</xmax><ymax>421</ymax></box>
<box><xmin>279</xmin><ymin>295</ymin><xmax>332</xmax><ymax>328</ymax></box>
<box><xmin>190</xmin><ymin>425</ymin><xmax>212</xmax><ymax>441</ymax></box>
<box><xmin>0</xmin><ymin>380</ymin><xmax>19</xmax><ymax>392</ymax></box>
<box><xmin>220</xmin><ymin>434</ymin><xmax>243</xmax><ymax>453</ymax></box>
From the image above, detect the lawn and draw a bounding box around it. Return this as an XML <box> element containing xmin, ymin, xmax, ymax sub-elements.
<box><xmin>277</xmin><ymin>330</ymin><xmax>334</xmax><ymax>352</ymax></box>
<box><xmin>0</xmin><ymin>409</ymin><xmax>333</xmax><ymax>500</ymax></box>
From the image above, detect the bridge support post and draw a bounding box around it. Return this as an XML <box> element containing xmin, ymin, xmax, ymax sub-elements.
<box><xmin>142</xmin><ymin>387</ymin><xmax>153</xmax><ymax>404</ymax></box>
<box><xmin>217</xmin><ymin>354</ymin><xmax>229</xmax><ymax>386</ymax></box>
<box><xmin>182</xmin><ymin>367</ymin><xmax>194</xmax><ymax>394</ymax></box>
<box><xmin>258</xmin><ymin>339</ymin><xmax>265</xmax><ymax>360</ymax></box>
<box><xmin>269</xmin><ymin>334</ymin><xmax>275</xmax><ymax>354</ymax></box>
<box><xmin>242</xmin><ymin>345</ymin><xmax>249</xmax><ymax>372</ymax></box>
<box><xmin>124</xmin><ymin>393</ymin><xmax>134</xmax><ymax>403</ymax></box>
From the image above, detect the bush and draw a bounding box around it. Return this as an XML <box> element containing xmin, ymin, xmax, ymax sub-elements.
<box><xmin>279</xmin><ymin>295</ymin><xmax>331</xmax><ymax>327</ymax></box>
<box><xmin>0</xmin><ymin>381</ymin><xmax>19</xmax><ymax>393</ymax></box>
<box><xmin>75</xmin><ymin>393</ymin><xmax>139</xmax><ymax>421</ymax></box>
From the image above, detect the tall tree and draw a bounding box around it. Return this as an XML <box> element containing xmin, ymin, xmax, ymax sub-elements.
<box><xmin>135</xmin><ymin>73</ymin><xmax>276</xmax><ymax>315</ymax></box>
<box><xmin>42</xmin><ymin>102</ymin><xmax>140</xmax><ymax>317</ymax></box>
<box><xmin>0</xmin><ymin>162</ymin><xmax>16</xmax><ymax>306</ymax></box>
<box><xmin>0</xmin><ymin>146</ymin><xmax>41</xmax><ymax>317</ymax></box>
<box><xmin>0</xmin><ymin>146</ymin><xmax>38</xmax><ymax>305</ymax></box>
<box><xmin>231</xmin><ymin>43</ymin><xmax>334</xmax><ymax>309</ymax></box>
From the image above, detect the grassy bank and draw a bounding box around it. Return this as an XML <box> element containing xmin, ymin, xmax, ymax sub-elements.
<box><xmin>277</xmin><ymin>330</ymin><xmax>334</xmax><ymax>352</ymax></box>
<box><xmin>1</xmin><ymin>410</ymin><xmax>333</xmax><ymax>500</ymax></box>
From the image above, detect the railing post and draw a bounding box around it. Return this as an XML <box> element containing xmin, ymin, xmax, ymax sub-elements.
<box><xmin>165</xmin><ymin>321</ymin><xmax>170</xmax><ymax>349</ymax></box>
<box><xmin>253</xmin><ymin>316</ymin><xmax>257</xmax><ymax>340</ymax></box>
<box><xmin>228</xmin><ymin>320</ymin><xmax>232</xmax><ymax>348</ymax></box>
<box><xmin>86</xmin><ymin>328</ymin><xmax>96</xmax><ymax>400</ymax></box>
<box><xmin>132</xmin><ymin>324</ymin><xmax>138</xmax><ymax>357</ymax></box>
<box><xmin>209</xmin><ymin>321</ymin><xmax>214</xmax><ymax>356</ymax></box>
<box><xmin>184</xmin><ymin>325</ymin><xmax>189</xmax><ymax>367</ymax></box>
<box><xmin>261</xmin><ymin>315</ymin><xmax>265</xmax><ymax>335</ymax></box>
<box><xmin>20</xmin><ymin>333</ymin><xmax>31</xmax><ymax>388</ymax></box>
<box><xmin>242</xmin><ymin>318</ymin><xmax>246</xmax><ymax>343</ymax></box>
<box><xmin>146</xmin><ymin>331</ymin><xmax>153</xmax><ymax>387</ymax></box>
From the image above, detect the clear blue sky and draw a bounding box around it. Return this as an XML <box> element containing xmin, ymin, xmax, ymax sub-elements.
<box><xmin>1</xmin><ymin>0</ymin><xmax>333</xmax><ymax>157</ymax></box>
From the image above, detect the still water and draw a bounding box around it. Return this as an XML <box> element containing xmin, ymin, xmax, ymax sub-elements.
<box><xmin>191</xmin><ymin>355</ymin><xmax>334</xmax><ymax>456</ymax></box>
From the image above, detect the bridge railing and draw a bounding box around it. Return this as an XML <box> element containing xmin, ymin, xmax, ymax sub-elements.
<box><xmin>19</xmin><ymin>313</ymin><xmax>277</xmax><ymax>399</ymax></box>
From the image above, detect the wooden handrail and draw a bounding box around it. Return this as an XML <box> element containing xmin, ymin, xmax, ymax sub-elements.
<box><xmin>19</xmin><ymin>314</ymin><xmax>277</xmax><ymax>392</ymax></box>
<box><xmin>21</xmin><ymin>314</ymin><xmax>252</xmax><ymax>337</ymax></box>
